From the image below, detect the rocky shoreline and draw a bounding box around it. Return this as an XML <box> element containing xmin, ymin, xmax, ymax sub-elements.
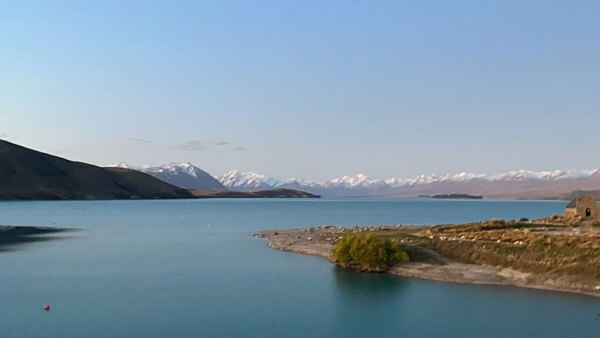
<box><xmin>255</xmin><ymin>224</ymin><xmax>600</xmax><ymax>298</ymax></box>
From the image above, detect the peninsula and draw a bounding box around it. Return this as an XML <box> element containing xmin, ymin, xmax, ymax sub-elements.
<box><xmin>256</xmin><ymin>213</ymin><xmax>600</xmax><ymax>297</ymax></box>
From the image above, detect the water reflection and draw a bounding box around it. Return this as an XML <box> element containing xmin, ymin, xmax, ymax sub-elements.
<box><xmin>330</xmin><ymin>267</ymin><xmax>411</xmax><ymax>335</ymax></box>
<box><xmin>332</xmin><ymin>266</ymin><xmax>406</xmax><ymax>296</ymax></box>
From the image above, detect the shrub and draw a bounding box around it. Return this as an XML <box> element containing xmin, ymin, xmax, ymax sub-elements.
<box><xmin>487</xmin><ymin>218</ymin><xmax>506</xmax><ymax>227</ymax></box>
<box><xmin>332</xmin><ymin>233</ymin><xmax>409</xmax><ymax>272</ymax></box>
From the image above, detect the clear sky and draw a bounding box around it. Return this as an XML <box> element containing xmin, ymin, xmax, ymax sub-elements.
<box><xmin>1</xmin><ymin>1</ymin><xmax>599</xmax><ymax>180</ymax></box>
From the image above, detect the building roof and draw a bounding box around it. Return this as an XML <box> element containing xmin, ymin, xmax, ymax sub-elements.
<box><xmin>566</xmin><ymin>198</ymin><xmax>577</xmax><ymax>209</ymax></box>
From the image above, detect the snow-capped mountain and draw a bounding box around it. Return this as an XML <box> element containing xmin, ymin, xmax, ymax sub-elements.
<box><xmin>108</xmin><ymin>162</ymin><xmax>600</xmax><ymax>199</ymax></box>
<box><xmin>495</xmin><ymin>169</ymin><xmax>598</xmax><ymax>181</ymax></box>
<box><xmin>107</xmin><ymin>162</ymin><xmax>225</xmax><ymax>190</ymax></box>
<box><xmin>218</xmin><ymin>170</ymin><xmax>282</xmax><ymax>190</ymax></box>
<box><xmin>218</xmin><ymin>169</ymin><xmax>597</xmax><ymax>189</ymax></box>
<box><xmin>216</xmin><ymin>169</ymin><xmax>600</xmax><ymax>198</ymax></box>
<box><xmin>108</xmin><ymin>162</ymin><xmax>134</xmax><ymax>169</ymax></box>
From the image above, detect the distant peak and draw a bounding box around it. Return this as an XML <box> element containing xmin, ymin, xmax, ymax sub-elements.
<box><xmin>107</xmin><ymin>162</ymin><xmax>136</xmax><ymax>169</ymax></box>
<box><xmin>217</xmin><ymin>170</ymin><xmax>279</xmax><ymax>189</ymax></box>
<box><xmin>141</xmin><ymin>162</ymin><xmax>205</xmax><ymax>178</ymax></box>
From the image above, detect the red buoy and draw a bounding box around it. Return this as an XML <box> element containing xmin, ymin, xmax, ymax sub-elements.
<box><xmin>44</xmin><ymin>305</ymin><xmax>50</xmax><ymax>311</ymax></box>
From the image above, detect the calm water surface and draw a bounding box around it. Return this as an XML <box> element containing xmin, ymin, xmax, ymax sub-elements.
<box><xmin>0</xmin><ymin>199</ymin><xmax>598</xmax><ymax>337</ymax></box>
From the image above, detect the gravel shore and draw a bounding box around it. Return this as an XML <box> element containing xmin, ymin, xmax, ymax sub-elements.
<box><xmin>255</xmin><ymin>225</ymin><xmax>600</xmax><ymax>298</ymax></box>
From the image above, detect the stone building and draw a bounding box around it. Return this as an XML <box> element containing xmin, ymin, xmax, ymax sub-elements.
<box><xmin>565</xmin><ymin>195</ymin><xmax>600</xmax><ymax>219</ymax></box>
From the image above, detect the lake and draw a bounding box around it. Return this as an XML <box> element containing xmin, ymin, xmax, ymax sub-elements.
<box><xmin>0</xmin><ymin>199</ymin><xmax>598</xmax><ymax>337</ymax></box>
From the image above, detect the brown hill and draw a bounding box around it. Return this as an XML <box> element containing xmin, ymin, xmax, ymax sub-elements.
<box><xmin>0</xmin><ymin>140</ymin><xmax>193</xmax><ymax>200</ymax></box>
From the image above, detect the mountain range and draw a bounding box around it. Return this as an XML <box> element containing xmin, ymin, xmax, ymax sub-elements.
<box><xmin>217</xmin><ymin>169</ymin><xmax>600</xmax><ymax>199</ymax></box>
<box><xmin>110</xmin><ymin>162</ymin><xmax>600</xmax><ymax>199</ymax></box>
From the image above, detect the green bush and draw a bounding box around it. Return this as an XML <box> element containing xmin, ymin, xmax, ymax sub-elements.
<box><xmin>332</xmin><ymin>233</ymin><xmax>409</xmax><ymax>272</ymax></box>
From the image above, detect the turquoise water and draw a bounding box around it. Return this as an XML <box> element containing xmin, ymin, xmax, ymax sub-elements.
<box><xmin>0</xmin><ymin>199</ymin><xmax>598</xmax><ymax>337</ymax></box>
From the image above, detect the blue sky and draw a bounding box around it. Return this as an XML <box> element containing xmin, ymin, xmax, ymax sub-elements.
<box><xmin>1</xmin><ymin>1</ymin><xmax>599</xmax><ymax>180</ymax></box>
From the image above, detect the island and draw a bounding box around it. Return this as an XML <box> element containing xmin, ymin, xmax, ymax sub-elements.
<box><xmin>256</xmin><ymin>214</ymin><xmax>600</xmax><ymax>297</ymax></box>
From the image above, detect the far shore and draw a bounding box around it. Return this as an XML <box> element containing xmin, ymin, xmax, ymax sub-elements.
<box><xmin>255</xmin><ymin>221</ymin><xmax>600</xmax><ymax>298</ymax></box>
<box><xmin>188</xmin><ymin>188</ymin><xmax>320</xmax><ymax>199</ymax></box>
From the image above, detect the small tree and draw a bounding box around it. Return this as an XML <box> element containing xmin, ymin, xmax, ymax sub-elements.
<box><xmin>333</xmin><ymin>233</ymin><xmax>409</xmax><ymax>272</ymax></box>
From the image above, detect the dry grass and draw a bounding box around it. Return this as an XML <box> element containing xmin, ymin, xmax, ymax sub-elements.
<box><xmin>367</xmin><ymin>221</ymin><xmax>600</xmax><ymax>283</ymax></box>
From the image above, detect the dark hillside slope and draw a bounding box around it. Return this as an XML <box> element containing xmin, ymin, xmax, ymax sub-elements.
<box><xmin>0</xmin><ymin>140</ymin><xmax>193</xmax><ymax>200</ymax></box>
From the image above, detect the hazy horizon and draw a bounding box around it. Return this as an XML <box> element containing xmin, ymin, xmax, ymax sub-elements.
<box><xmin>2</xmin><ymin>1</ymin><xmax>599</xmax><ymax>181</ymax></box>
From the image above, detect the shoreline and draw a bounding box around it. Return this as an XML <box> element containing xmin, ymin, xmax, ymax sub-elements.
<box><xmin>256</xmin><ymin>225</ymin><xmax>600</xmax><ymax>298</ymax></box>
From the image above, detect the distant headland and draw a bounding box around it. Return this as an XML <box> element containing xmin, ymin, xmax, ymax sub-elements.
<box><xmin>190</xmin><ymin>189</ymin><xmax>319</xmax><ymax>199</ymax></box>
